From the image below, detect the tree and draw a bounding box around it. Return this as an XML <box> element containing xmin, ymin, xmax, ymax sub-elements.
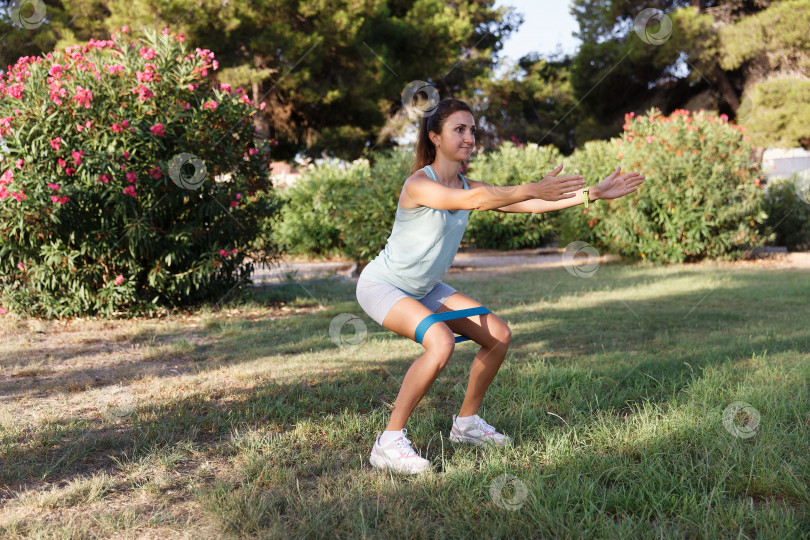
<box><xmin>1</xmin><ymin>0</ymin><xmax>520</xmax><ymax>160</ymax></box>
<box><xmin>566</xmin><ymin>0</ymin><xmax>785</xmax><ymax>143</ymax></box>
<box><xmin>474</xmin><ymin>52</ymin><xmax>581</xmax><ymax>154</ymax></box>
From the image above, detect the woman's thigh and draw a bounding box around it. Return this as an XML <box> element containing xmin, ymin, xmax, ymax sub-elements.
<box><xmin>430</xmin><ymin>288</ymin><xmax>511</xmax><ymax>349</ymax></box>
<box><xmin>356</xmin><ymin>277</ymin><xmax>454</xmax><ymax>348</ymax></box>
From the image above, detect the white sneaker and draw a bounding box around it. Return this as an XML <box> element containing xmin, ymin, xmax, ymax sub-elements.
<box><xmin>450</xmin><ymin>414</ymin><xmax>513</xmax><ymax>447</ymax></box>
<box><xmin>369</xmin><ymin>428</ymin><xmax>431</xmax><ymax>474</ymax></box>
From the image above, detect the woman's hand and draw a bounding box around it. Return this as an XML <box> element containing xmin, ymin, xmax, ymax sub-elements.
<box><xmin>531</xmin><ymin>164</ymin><xmax>586</xmax><ymax>201</ymax></box>
<box><xmin>592</xmin><ymin>167</ymin><xmax>645</xmax><ymax>200</ymax></box>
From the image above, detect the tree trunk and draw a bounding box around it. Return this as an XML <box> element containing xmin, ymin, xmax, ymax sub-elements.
<box><xmin>712</xmin><ymin>65</ymin><xmax>741</xmax><ymax>111</ymax></box>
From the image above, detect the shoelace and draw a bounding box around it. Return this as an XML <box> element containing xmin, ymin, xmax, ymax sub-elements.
<box><xmin>392</xmin><ymin>429</ymin><xmax>417</xmax><ymax>455</ymax></box>
<box><xmin>472</xmin><ymin>416</ymin><xmax>498</xmax><ymax>435</ymax></box>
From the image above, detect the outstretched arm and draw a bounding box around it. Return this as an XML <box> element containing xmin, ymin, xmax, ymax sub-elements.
<box><xmin>488</xmin><ymin>167</ymin><xmax>645</xmax><ymax>214</ymax></box>
<box><xmin>402</xmin><ymin>165</ymin><xmax>585</xmax><ymax>211</ymax></box>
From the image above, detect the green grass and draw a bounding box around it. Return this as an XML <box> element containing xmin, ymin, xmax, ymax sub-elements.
<box><xmin>0</xmin><ymin>261</ymin><xmax>808</xmax><ymax>538</ymax></box>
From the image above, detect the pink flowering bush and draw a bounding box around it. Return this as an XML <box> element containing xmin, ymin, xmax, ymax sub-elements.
<box><xmin>0</xmin><ymin>28</ymin><xmax>280</xmax><ymax>318</ymax></box>
<box><xmin>565</xmin><ymin>109</ymin><xmax>770</xmax><ymax>263</ymax></box>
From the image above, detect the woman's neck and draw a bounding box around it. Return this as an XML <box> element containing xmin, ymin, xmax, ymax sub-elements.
<box><xmin>429</xmin><ymin>157</ymin><xmax>462</xmax><ymax>187</ymax></box>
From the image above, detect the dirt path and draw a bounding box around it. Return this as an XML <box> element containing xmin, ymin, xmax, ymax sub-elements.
<box><xmin>250</xmin><ymin>247</ymin><xmax>810</xmax><ymax>285</ymax></box>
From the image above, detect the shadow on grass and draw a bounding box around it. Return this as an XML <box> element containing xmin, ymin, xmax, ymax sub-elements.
<box><xmin>2</xmin><ymin>266</ymin><xmax>808</xmax><ymax>496</ymax></box>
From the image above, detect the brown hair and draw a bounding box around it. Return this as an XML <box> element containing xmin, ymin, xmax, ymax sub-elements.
<box><xmin>410</xmin><ymin>98</ymin><xmax>473</xmax><ymax>174</ymax></box>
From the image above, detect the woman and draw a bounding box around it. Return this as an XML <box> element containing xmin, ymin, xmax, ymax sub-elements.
<box><xmin>356</xmin><ymin>98</ymin><xmax>644</xmax><ymax>474</ymax></box>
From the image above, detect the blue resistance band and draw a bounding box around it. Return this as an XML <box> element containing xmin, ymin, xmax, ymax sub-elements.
<box><xmin>413</xmin><ymin>306</ymin><xmax>492</xmax><ymax>345</ymax></box>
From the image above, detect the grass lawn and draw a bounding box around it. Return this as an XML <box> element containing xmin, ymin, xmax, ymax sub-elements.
<box><xmin>0</xmin><ymin>260</ymin><xmax>808</xmax><ymax>538</ymax></box>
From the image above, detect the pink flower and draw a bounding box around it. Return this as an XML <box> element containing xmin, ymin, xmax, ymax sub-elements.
<box><xmin>150</xmin><ymin>123</ymin><xmax>166</xmax><ymax>137</ymax></box>
<box><xmin>149</xmin><ymin>167</ymin><xmax>162</xmax><ymax>179</ymax></box>
<box><xmin>203</xmin><ymin>100</ymin><xmax>218</xmax><ymax>110</ymax></box>
<box><xmin>98</xmin><ymin>174</ymin><xmax>111</xmax><ymax>184</ymax></box>
<box><xmin>236</xmin><ymin>193</ymin><xmax>242</xmax><ymax>200</ymax></box>
<box><xmin>121</xmin><ymin>119</ymin><xmax>130</xmax><ymax>128</ymax></box>
<box><xmin>184</xmin><ymin>102</ymin><xmax>190</xmax><ymax>110</ymax></box>
<box><xmin>177</xmin><ymin>33</ymin><xmax>185</xmax><ymax>42</ymax></box>
<box><xmin>131</xmin><ymin>84</ymin><xmax>153</xmax><ymax>101</ymax></box>
<box><xmin>111</xmin><ymin>123</ymin><xmax>123</xmax><ymax>133</ymax></box>
<box><xmin>57</xmin><ymin>158</ymin><xmax>67</xmax><ymax>168</ymax></box>
<box><xmin>126</xmin><ymin>171</ymin><xmax>137</xmax><ymax>184</ymax></box>
<box><xmin>212</xmin><ymin>60</ymin><xmax>219</xmax><ymax>70</ymax></box>
<box><xmin>646</xmin><ymin>136</ymin><xmax>653</xmax><ymax>144</ymax></box>
<box><xmin>47</xmin><ymin>183</ymin><xmax>60</xmax><ymax>190</ymax></box>
<box><xmin>123</xmin><ymin>185</ymin><xmax>137</xmax><ymax>197</ymax></box>
<box><xmin>187</xmin><ymin>83</ymin><xmax>198</xmax><ymax>91</ymax></box>
<box><xmin>139</xmin><ymin>47</ymin><xmax>156</xmax><ymax>60</ymax></box>
<box><xmin>0</xmin><ymin>307</ymin><xmax>5</xmax><ymax>314</ymax></box>
<box><xmin>259</xmin><ymin>102</ymin><xmax>266</xmax><ymax>111</ymax></box>
<box><xmin>51</xmin><ymin>195</ymin><xmax>69</xmax><ymax>204</ymax></box>
<box><xmin>121</xmin><ymin>26</ymin><xmax>130</xmax><ymax>33</ymax></box>
<box><xmin>72</xmin><ymin>150</ymin><xmax>83</xmax><ymax>165</ymax></box>
<box><xmin>7</xmin><ymin>83</ymin><xmax>24</xmax><ymax>99</ymax></box>
<box><xmin>17</xmin><ymin>262</ymin><xmax>24</xmax><ymax>270</ymax></box>
<box><xmin>114</xmin><ymin>275</ymin><xmax>125</xmax><ymax>285</ymax></box>
<box><xmin>230</xmin><ymin>248</ymin><xmax>237</xmax><ymax>255</ymax></box>
<box><xmin>220</xmin><ymin>83</ymin><xmax>231</xmax><ymax>92</ymax></box>
<box><xmin>50</xmin><ymin>137</ymin><xmax>62</xmax><ymax>151</ymax></box>
<box><xmin>15</xmin><ymin>159</ymin><xmax>23</xmax><ymax>169</ymax></box>
<box><xmin>219</xmin><ymin>249</ymin><xmax>228</xmax><ymax>256</ymax></box>
<box><xmin>136</xmin><ymin>69</ymin><xmax>155</xmax><ymax>83</ymax></box>
<box><xmin>230</xmin><ymin>201</ymin><xmax>238</xmax><ymax>207</ymax></box>
<box><xmin>65</xmin><ymin>167</ymin><xmax>75</xmax><ymax>176</ymax></box>
<box><xmin>743</xmin><ymin>136</ymin><xmax>751</xmax><ymax>141</ymax></box>
<box><xmin>72</xmin><ymin>86</ymin><xmax>94</xmax><ymax>108</ymax></box>
<box><xmin>162</xmin><ymin>28</ymin><xmax>170</xmax><ymax>35</ymax></box>
<box><xmin>720</xmin><ymin>113</ymin><xmax>729</xmax><ymax>123</ymax></box>
<box><xmin>123</xmin><ymin>151</ymin><xmax>130</xmax><ymax>159</ymax></box>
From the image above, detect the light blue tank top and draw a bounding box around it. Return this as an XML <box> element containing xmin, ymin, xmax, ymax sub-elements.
<box><xmin>359</xmin><ymin>165</ymin><xmax>471</xmax><ymax>299</ymax></box>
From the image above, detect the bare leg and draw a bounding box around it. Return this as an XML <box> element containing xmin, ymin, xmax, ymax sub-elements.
<box><xmin>379</xmin><ymin>298</ymin><xmax>456</xmax><ymax>431</ymax></box>
<box><xmin>434</xmin><ymin>292</ymin><xmax>513</xmax><ymax>418</ymax></box>
<box><xmin>457</xmin><ymin>339</ymin><xmax>510</xmax><ymax>417</ymax></box>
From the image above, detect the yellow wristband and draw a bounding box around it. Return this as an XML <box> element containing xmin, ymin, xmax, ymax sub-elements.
<box><xmin>583</xmin><ymin>187</ymin><xmax>590</xmax><ymax>209</ymax></box>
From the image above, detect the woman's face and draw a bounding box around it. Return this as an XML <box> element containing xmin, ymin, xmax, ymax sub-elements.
<box><xmin>431</xmin><ymin>110</ymin><xmax>475</xmax><ymax>162</ymax></box>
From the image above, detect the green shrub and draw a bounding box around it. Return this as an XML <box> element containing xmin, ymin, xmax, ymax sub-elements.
<box><xmin>0</xmin><ymin>27</ymin><xmax>278</xmax><ymax>318</ymax></box>
<box><xmin>272</xmin><ymin>162</ymin><xmax>358</xmax><ymax>260</ymax></box>
<box><xmin>556</xmin><ymin>139</ymin><xmax>619</xmax><ymax>246</ymax></box>
<box><xmin>759</xmin><ymin>175</ymin><xmax>810</xmax><ymax>251</ymax></box>
<box><xmin>584</xmin><ymin>109</ymin><xmax>771</xmax><ymax>262</ymax></box>
<box><xmin>274</xmin><ymin>150</ymin><xmax>408</xmax><ymax>264</ymax></box>
<box><xmin>337</xmin><ymin>151</ymin><xmax>411</xmax><ymax>263</ymax></box>
<box><xmin>275</xmin><ymin>143</ymin><xmax>566</xmax><ymax>262</ymax></box>
<box><xmin>464</xmin><ymin>142</ymin><xmax>562</xmax><ymax>249</ymax></box>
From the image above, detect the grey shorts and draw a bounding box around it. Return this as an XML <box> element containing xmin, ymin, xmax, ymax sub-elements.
<box><xmin>355</xmin><ymin>275</ymin><xmax>458</xmax><ymax>327</ymax></box>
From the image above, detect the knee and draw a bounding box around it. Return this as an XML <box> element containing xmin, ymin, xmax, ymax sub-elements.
<box><xmin>491</xmin><ymin>321</ymin><xmax>512</xmax><ymax>348</ymax></box>
<box><xmin>423</xmin><ymin>327</ymin><xmax>455</xmax><ymax>368</ymax></box>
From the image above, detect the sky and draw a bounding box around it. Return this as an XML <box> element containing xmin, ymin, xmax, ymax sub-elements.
<box><xmin>495</xmin><ymin>0</ymin><xmax>581</xmax><ymax>63</ymax></box>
